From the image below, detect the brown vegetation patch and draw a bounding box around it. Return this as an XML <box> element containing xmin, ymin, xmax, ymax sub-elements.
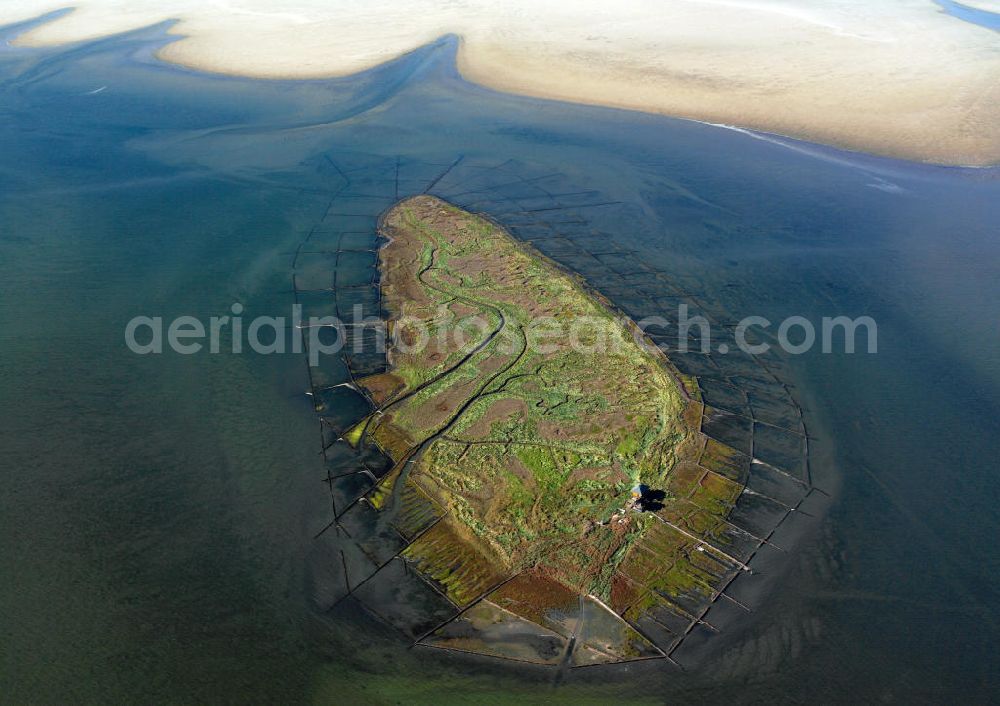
<box><xmin>568</xmin><ymin>463</ymin><xmax>625</xmax><ymax>485</ymax></box>
<box><xmin>459</xmin><ymin>397</ymin><xmax>529</xmax><ymax>439</ymax></box>
<box><xmin>490</xmin><ymin>569</ymin><xmax>579</xmax><ymax>629</ymax></box>
<box><xmin>404</xmin><ymin>375</ymin><xmax>483</xmax><ymax>433</ymax></box>
<box><xmin>359</xmin><ymin>371</ymin><xmax>404</xmax><ymax>406</ymax></box>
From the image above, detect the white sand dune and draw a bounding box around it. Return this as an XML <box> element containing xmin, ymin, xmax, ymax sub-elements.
<box><xmin>3</xmin><ymin>0</ymin><xmax>999</xmax><ymax>165</ymax></box>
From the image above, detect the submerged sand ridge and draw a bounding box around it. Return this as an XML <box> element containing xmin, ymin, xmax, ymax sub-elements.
<box><xmin>4</xmin><ymin>0</ymin><xmax>1000</xmax><ymax>165</ymax></box>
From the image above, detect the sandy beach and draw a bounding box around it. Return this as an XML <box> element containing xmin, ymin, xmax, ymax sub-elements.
<box><xmin>4</xmin><ymin>0</ymin><xmax>999</xmax><ymax>165</ymax></box>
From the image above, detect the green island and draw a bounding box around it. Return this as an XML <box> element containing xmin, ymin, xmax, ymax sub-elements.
<box><xmin>352</xmin><ymin>196</ymin><xmax>749</xmax><ymax>665</ymax></box>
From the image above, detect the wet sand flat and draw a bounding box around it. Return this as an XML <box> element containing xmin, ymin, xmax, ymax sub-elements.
<box><xmin>4</xmin><ymin>0</ymin><xmax>999</xmax><ymax>165</ymax></box>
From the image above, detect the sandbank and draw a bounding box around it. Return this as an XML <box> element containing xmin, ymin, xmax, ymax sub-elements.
<box><xmin>3</xmin><ymin>0</ymin><xmax>999</xmax><ymax>165</ymax></box>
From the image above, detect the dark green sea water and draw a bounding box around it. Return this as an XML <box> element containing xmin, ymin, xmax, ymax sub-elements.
<box><xmin>1</xmin><ymin>13</ymin><xmax>998</xmax><ymax>704</ymax></box>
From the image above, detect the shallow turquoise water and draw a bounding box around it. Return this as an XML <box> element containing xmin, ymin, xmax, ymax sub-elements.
<box><xmin>1</xmin><ymin>15</ymin><xmax>998</xmax><ymax>703</ymax></box>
